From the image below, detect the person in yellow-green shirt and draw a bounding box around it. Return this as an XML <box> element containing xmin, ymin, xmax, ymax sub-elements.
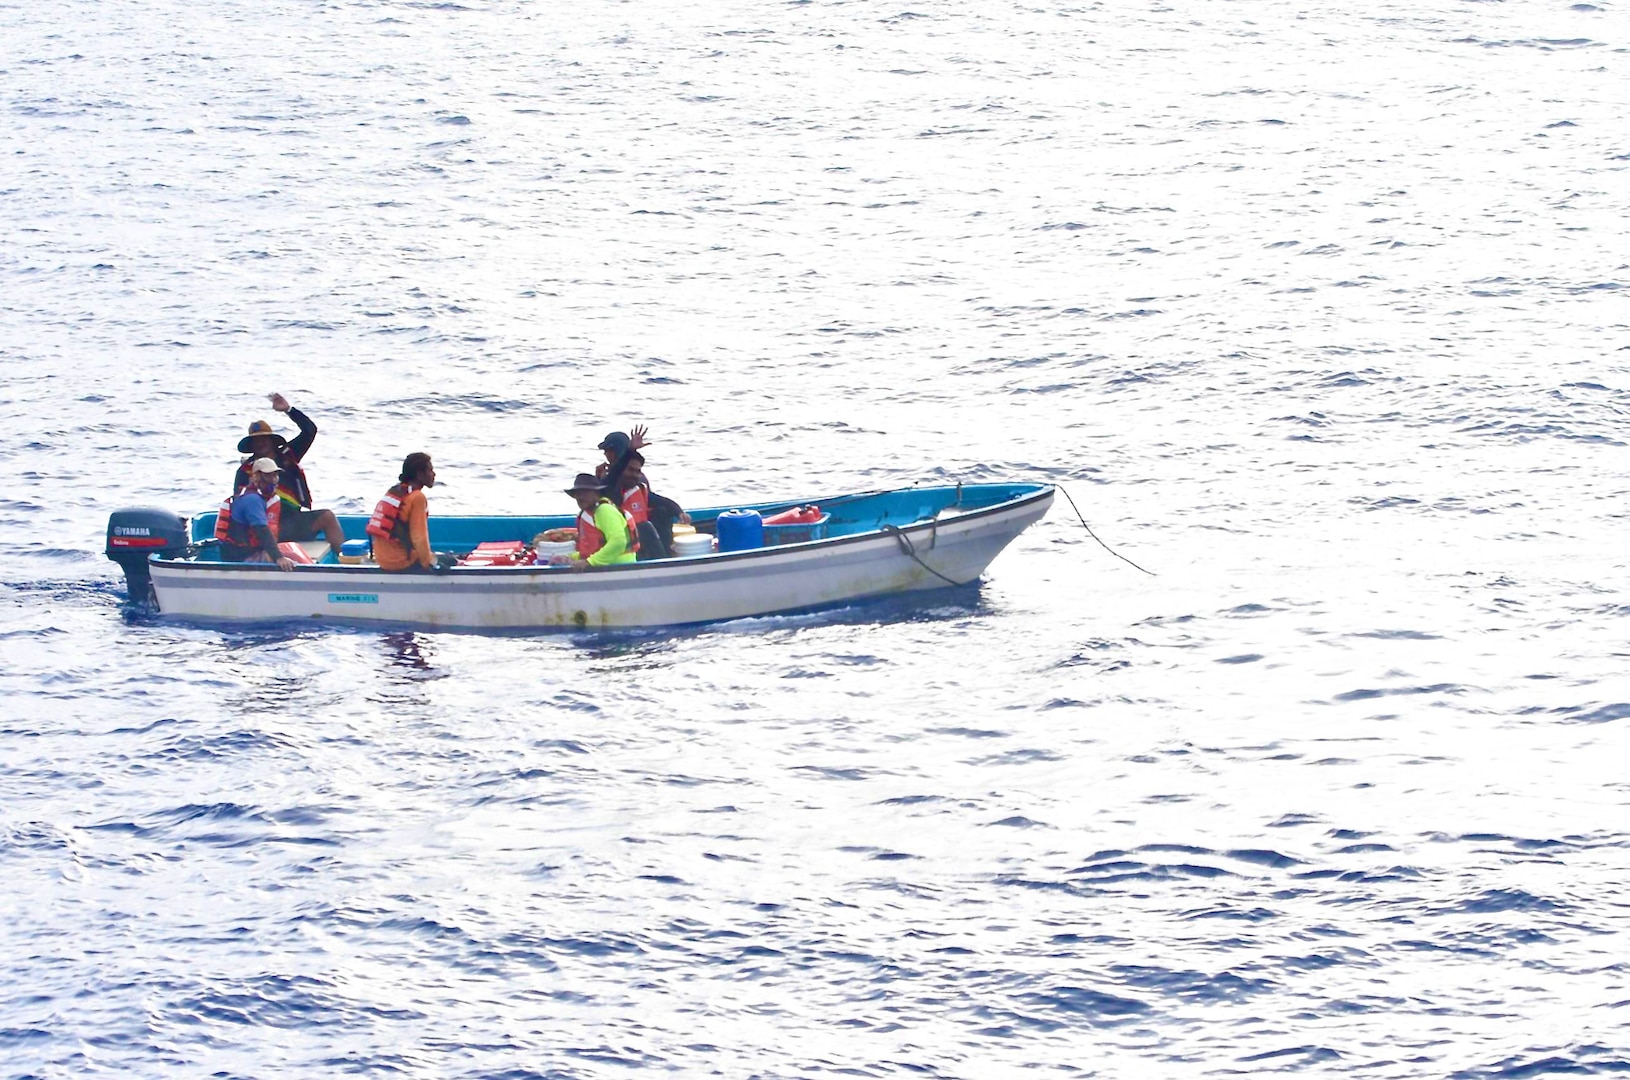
<box><xmin>554</xmin><ymin>473</ymin><xmax>638</xmax><ymax>571</ymax></box>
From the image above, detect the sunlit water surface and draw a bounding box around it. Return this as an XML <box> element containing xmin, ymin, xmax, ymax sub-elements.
<box><xmin>2</xmin><ymin>0</ymin><xmax>1629</xmax><ymax>1076</ymax></box>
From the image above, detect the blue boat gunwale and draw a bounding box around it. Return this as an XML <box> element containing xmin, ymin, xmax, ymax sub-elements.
<box><xmin>158</xmin><ymin>483</ymin><xmax>1055</xmax><ymax>576</ymax></box>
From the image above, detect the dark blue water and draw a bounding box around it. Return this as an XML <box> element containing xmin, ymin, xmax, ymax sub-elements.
<box><xmin>3</xmin><ymin>0</ymin><xmax>1629</xmax><ymax>1075</ymax></box>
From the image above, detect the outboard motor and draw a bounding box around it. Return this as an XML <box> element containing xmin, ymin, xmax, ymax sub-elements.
<box><xmin>106</xmin><ymin>507</ymin><xmax>190</xmax><ymax>603</ymax></box>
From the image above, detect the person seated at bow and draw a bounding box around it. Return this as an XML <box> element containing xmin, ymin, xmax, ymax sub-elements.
<box><xmin>217</xmin><ymin>458</ymin><xmax>297</xmax><ymax>570</ymax></box>
<box><xmin>232</xmin><ymin>392</ymin><xmax>345</xmax><ymax>558</ymax></box>
<box><xmin>552</xmin><ymin>473</ymin><xmax>637</xmax><ymax>571</ymax></box>
<box><xmin>368</xmin><ymin>452</ymin><xmax>439</xmax><ymax>572</ymax></box>
<box><xmin>595</xmin><ymin>428</ymin><xmax>689</xmax><ymax>559</ymax></box>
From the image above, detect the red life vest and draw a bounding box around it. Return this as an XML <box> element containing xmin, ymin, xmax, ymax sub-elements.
<box><xmin>217</xmin><ymin>491</ymin><xmax>281</xmax><ymax>548</ymax></box>
<box><xmin>620</xmin><ymin>481</ymin><xmax>651</xmax><ymax>528</ymax></box>
<box><xmin>576</xmin><ymin>499</ymin><xmax>638</xmax><ymax>559</ymax></box>
<box><xmin>366</xmin><ymin>483</ymin><xmax>414</xmax><ymax>551</ymax></box>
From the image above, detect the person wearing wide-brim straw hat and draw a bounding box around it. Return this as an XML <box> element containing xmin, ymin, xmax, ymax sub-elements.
<box><xmin>229</xmin><ymin>392</ymin><xmax>346</xmax><ymax>558</ymax></box>
<box><xmin>564</xmin><ymin>473</ymin><xmax>606</xmax><ymax>496</ymax></box>
<box><xmin>553</xmin><ymin>473</ymin><xmax>637</xmax><ymax>571</ymax></box>
<box><xmin>237</xmin><ymin>419</ymin><xmax>288</xmax><ymax>456</ymax></box>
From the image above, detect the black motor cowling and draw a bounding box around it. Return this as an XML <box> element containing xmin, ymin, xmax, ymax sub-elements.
<box><xmin>106</xmin><ymin>507</ymin><xmax>190</xmax><ymax>602</ymax></box>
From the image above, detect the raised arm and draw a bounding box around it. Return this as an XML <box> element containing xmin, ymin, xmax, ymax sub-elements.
<box><xmin>601</xmin><ymin>424</ymin><xmax>648</xmax><ymax>508</ymax></box>
<box><xmin>271</xmin><ymin>393</ymin><xmax>318</xmax><ymax>462</ymax></box>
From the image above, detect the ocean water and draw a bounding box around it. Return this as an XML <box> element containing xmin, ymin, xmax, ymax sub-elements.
<box><xmin>3</xmin><ymin>0</ymin><xmax>1629</xmax><ymax>1076</ymax></box>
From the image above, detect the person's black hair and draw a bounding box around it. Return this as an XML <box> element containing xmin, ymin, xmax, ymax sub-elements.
<box><xmin>400</xmin><ymin>452</ymin><xmax>432</xmax><ymax>483</ymax></box>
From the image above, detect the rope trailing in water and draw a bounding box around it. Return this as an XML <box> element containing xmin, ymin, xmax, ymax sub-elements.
<box><xmin>882</xmin><ymin>524</ymin><xmax>964</xmax><ymax>587</ymax></box>
<box><xmin>1057</xmin><ymin>484</ymin><xmax>1156</xmax><ymax>576</ymax></box>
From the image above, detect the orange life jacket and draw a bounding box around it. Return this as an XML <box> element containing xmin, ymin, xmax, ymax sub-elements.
<box><xmin>366</xmin><ymin>483</ymin><xmax>414</xmax><ymax>552</ymax></box>
<box><xmin>620</xmin><ymin>480</ymin><xmax>651</xmax><ymax>528</ymax></box>
<box><xmin>217</xmin><ymin>490</ymin><xmax>281</xmax><ymax>551</ymax></box>
<box><xmin>576</xmin><ymin>499</ymin><xmax>638</xmax><ymax>559</ymax></box>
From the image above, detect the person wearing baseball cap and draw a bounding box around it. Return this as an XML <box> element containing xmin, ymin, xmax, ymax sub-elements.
<box><xmin>595</xmin><ymin>425</ymin><xmax>689</xmax><ymax>559</ymax></box>
<box><xmin>593</xmin><ymin>424</ymin><xmax>650</xmax><ymax>488</ymax></box>
<box><xmin>230</xmin><ymin>392</ymin><xmax>345</xmax><ymax>558</ymax></box>
<box><xmin>220</xmin><ymin>458</ymin><xmax>296</xmax><ymax>570</ymax></box>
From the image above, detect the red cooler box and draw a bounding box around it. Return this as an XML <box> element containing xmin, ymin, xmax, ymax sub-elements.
<box><xmin>459</xmin><ymin>541</ymin><xmax>529</xmax><ymax>566</ymax></box>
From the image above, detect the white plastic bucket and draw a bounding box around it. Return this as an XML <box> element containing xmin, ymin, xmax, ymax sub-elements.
<box><xmin>671</xmin><ymin>533</ymin><xmax>713</xmax><ymax>558</ymax></box>
<box><xmin>532</xmin><ymin>540</ymin><xmax>577</xmax><ymax>560</ymax></box>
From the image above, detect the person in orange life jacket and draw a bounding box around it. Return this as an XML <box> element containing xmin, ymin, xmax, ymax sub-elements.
<box><xmin>231</xmin><ymin>392</ymin><xmax>345</xmax><ymax>557</ymax></box>
<box><xmin>624</xmin><ymin>450</ymin><xmax>696</xmax><ymax>560</ymax></box>
<box><xmin>595</xmin><ymin>432</ymin><xmax>689</xmax><ymax>559</ymax></box>
<box><xmin>369</xmin><ymin>453</ymin><xmax>438</xmax><ymax>572</ymax></box>
<box><xmin>220</xmin><ymin>458</ymin><xmax>296</xmax><ymax>570</ymax></box>
<box><xmin>550</xmin><ymin>474</ymin><xmax>637</xmax><ymax>571</ymax></box>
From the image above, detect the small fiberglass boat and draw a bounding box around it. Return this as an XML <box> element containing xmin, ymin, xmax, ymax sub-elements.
<box><xmin>105</xmin><ymin>483</ymin><xmax>1054</xmax><ymax>630</ymax></box>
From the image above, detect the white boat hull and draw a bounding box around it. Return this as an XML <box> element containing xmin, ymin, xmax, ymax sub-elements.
<box><xmin>148</xmin><ymin>489</ymin><xmax>1053</xmax><ymax>630</ymax></box>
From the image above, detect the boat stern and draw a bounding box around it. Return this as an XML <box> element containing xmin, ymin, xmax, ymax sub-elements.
<box><xmin>106</xmin><ymin>507</ymin><xmax>190</xmax><ymax>603</ymax></box>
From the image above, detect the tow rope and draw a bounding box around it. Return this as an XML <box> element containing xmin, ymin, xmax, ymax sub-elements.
<box><xmin>882</xmin><ymin>524</ymin><xmax>963</xmax><ymax>587</ymax></box>
<box><xmin>1058</xmin><ymin>484</ymin><xmax>1156</xmax><ymax>576</ymax></box>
